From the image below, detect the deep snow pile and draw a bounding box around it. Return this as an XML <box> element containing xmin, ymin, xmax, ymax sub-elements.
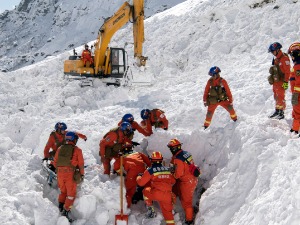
<box><xmin>1</xmin><ymin>0</ymin><xmax>300</xmax><ymax>224</ymax></box>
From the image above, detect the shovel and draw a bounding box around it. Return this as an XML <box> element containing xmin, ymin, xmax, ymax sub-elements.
<box><xmin>115</xmin><ymin>154</ymin><xmax>129</xmax><ymax>225</ymax></box>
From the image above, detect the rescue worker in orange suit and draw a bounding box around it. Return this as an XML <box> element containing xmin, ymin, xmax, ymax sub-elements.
<box><xmin>99</xmin><ymin>122</ymin><xmax>133</xmax><ymax>175</ymax></box>
<box><xmin>288</xmin><ymin>42</ymin><xmax>300</xmax><ymax>134</ymax></box>
<box><xmin>118</xmin><ymin>113</ymin><xmax>151</xmax><ymax>137</ymax></box>
<box><xmin>53</xmin><ymin>131</ymin><xmax>84</xmax><ymax>222</ymax></box>
<box><xmin>168</xmin><ymin>139</ymin><xmax>199</xmax><ymax>225</ymax></box>
<box><xmin>113</xmin><ymin>142</ymin><xmax>151</xmax><ymax>207</ymax></box>
<box><xmin>43</xmin><ymin>122</ymin><xmax>87</xmax><ymax>171</ymax></box>
<box><xmin>137</xmin><ymin>151</ymin><xmax>176</xmax><ymax>225</ymax></box>
<box><xmin>140</xmin><ymin>109</ymin><xmax>169</xmax><ymax>135</ymax></box>
<box><xmin>267</xmin><ymin>42</ymin><xmax>291</xmax><ymax>119</ymax></box>
<box><xmin>203</xmin><ymin>66</ymin><xmax>237</xmax><ymax>129</ymax></box>
<box><xmin>81</xmin><ymin>44</ymin><xmax>93</xmax><ymax>67</ymax></box>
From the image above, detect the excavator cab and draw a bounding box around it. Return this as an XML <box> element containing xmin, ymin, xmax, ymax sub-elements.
<box><xmin>109</xmin><ymin>48</ymin><xmax>126</xmax><ymax>78</ymax></box>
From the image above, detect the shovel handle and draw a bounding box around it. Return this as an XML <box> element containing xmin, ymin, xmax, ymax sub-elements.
<box><xmin>120</xmin><ymin>155</ymin><xmax>124</xmax><ymax>215</ymax></box>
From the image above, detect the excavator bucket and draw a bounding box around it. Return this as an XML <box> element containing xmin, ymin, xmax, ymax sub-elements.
<box><xmin>115</xmin><ymin>155</ymin><xmax>129</xmax><ymax>225</ymax></box>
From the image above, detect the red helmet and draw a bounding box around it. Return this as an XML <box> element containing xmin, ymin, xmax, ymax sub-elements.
<box><xmin>150</xmin><ymin>151</ymin><xmax>163</xmax><ymax>162</ymax></box>
<box><xmin>167</xmin><ymin>138</ymin><xmax>182</xmax><ymax>155</ymax></box>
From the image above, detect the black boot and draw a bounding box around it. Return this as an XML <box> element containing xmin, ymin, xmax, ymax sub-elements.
<box><xmin>62</xmin><ymin>209</ymin><xmax>74</xmax><ymax>222</ymax></box>
<box><xmin>269</xmin><ymin>109</ymin><xmax>279</xmax><ymax>118</ymax></box>
<box><xmin>58</xmin><ymin>202</ymin><xmax>64</xmax><ymax>213</ymax></box>
<box><xmin>290</xmin><ymin>129</ymin><xmax>299</xmax><ymax>134</ymax></box>
<box><xmin>277</xmin><ymin>110</ymin><xmax>284</xmax><ymax>120</ymax></box>
<box><xmin>185</xmin><ymin>220</ymin><xmax>194</xmax><ymax>225</ymax></box>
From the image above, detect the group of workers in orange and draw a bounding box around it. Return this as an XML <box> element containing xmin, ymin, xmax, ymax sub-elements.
<box><xmin>98</xmin><ymin>108</ymin><xmax>200</xmax><ymax>225</ymax></box>
<box><xmin>267</xmin><ymin>42</ymin><xmax>300</xmax><ymax>136</ymax></box>
<box><xmin>43</xmin><ymin>107</ymin><xmax>199</xmax><ymax>224</ymax></box>
<box><xmin>203</xmin><ymin>41</ymin><xmax>300</xmax><ymax>135</ymax></box>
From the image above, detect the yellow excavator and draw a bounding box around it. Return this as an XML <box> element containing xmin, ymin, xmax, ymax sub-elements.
<box><xmin>63</xmin><ymin>0</ymin><xmax>147</xmax><ymax>84</ymax></box>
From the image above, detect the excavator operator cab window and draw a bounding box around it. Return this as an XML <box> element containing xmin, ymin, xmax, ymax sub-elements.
<box><xmin>111</xmin><ymin>48</ymin><xmax>125</xmax><ymax>77</ymax></box>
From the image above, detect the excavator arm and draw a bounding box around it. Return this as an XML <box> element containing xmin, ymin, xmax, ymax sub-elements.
<box><xmin>94</xmin><ymin>0</ymin><xmax>147</xmax><ymax>75</ymax></box>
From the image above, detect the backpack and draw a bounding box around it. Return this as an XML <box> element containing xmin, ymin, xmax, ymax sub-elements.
<box><xmin>176</xmin><ymin>151</ymin><xmax>201</xmax><ymax>177</ymax></box>
<box><xmin>56</xmin><ymin>144</ymin><xmax>75</xmax><ymax>167</ymax></box>
<box><xmin>103</xmin><ymin>127</ymin><xmax>123</xmax><ymax>158</ymax></box>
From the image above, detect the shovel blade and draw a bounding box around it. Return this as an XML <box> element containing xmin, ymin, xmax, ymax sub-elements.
<box><xmin>115</xmin><ymin>214</ymin><xmax>129</xmax><ymax>225</ymax></box>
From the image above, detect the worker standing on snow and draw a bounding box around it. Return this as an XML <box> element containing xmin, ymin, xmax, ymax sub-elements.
<box><xmin>53</xmin><ymin>131</ymin><xmax>84</xmax><ymax>222</ymax></box>
<box><xmin>81</xmin><ymin>44</ymin><xmax>94</xmax><ymax>67</ymax></box>
<box><xmin>118</xmin><ymin>113</ymin><xmax>151</xmax><ymax>137</ymax></box>
<box><xmin>113</xmin><ymin>142</ymin><xmax>151</xmax><ymax>207</ymax></box>
<box><xmin>99</xmin><ymin>122</ymin><xmax>133</xmax><ymax>175</ymax></box>
<box><xmin>43</xmin><ymin>122</ymin><xmax>87</xmax><ymax>180</ymax></box>
<box><xmin>288</xmin><ymin>42</ymin><xmax>300</xmax><ymax>134</ymax></box>
<box><xmin>203</xmin><ymin>66</ymin><xmax>237</xmax><ymax>129</ymax></box>
<box><xmin>136</xmin><ymin>151</ymin><xmax>175</xmax><ymax>225</ymax></box>
<box><xmin>167</xmin><ymin>138</ymin><xmax>200</xmax><ymax>225</ymax></box>
<box><xmin>267</xmin><ymin>42</ymin><xmax>291</xmax><ymax>120</ymax></box>
<box><xmin>140</xmin><ymin>108</ymin><xmax>169</xmax><ymax>135</ymax></box>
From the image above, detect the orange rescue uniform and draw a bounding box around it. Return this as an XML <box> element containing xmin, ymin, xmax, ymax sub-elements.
<box><xmin>99</xmin><ymin>128</ymin><xmax>132</xmax><ymax>175</ymax></box>
<box><xmin>203</xmin><ymin>76</ymin><xmax>237</xmax><ymax>127</ymax></box>
<box><xmin>170</xmin><ymin>150</ymin><xmax>198</xmax><ymax>222</ymax></box>
<box><xmin>53</xmin><ymin>144</ymin><xmax>84</xmax><ymax>211</ymax></box>
<box><xmin>272</xmin><ymin>50</ymin><xmax>291</xmax><ymax>110</ymax></box>
<box><xmin>137</xmin><ymin>163</ymin><xmax>176</xmax><ymax>225</ymax></box>
<box><xmin>140</xmin><ymin>109</ymin><xmax>168</xmax><ymax>135</ymax></box>
<box><xmin>290</xmin><ymin>64</ymin><xmax>300</xmax><ymax>131</ymax></box>
<box><xmin>118</xmin><ymin>120</ymin><xmax>151</xmax><ymax>137</ymax></box>
<box><xmin>44</xmin><ymin>131</ymin><xmax>87</xmax><ymax>158</ymax></box>
<box><xmin>81</xmin><ymin>49</ymin><xmax>93</xmax><ymax>66</ymax></box>
<box><xmin>114</xmin><ymin>151</ymin><xmax>151</xmax><ymax>207</ymax></box>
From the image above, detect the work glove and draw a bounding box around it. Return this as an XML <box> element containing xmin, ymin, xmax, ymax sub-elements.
<box><xmin>132</xmin><ymin>141</ymin><xmax>140</xmax><ymax>146</ymax></box>
<box><xmin>81</xmin><ymin>175</ymin><xmax>84</xmax><ymax>181</ymax></box>
<box><xmin>282</xmin><ymin>81</ymin><xmax>288</xmax><ymax>90</ymax></box>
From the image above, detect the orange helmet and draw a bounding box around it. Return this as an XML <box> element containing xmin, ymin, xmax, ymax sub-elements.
<box><xmin>288</xmin><ymin>42</ymin><xmax>300</xmax><ymax>61</ymax></box>
<box><xmin>150</xmin><ymin>151</ymin><xmax>163</xmax><ymax>162</ymax></box>
<box><xmin>167</xmin><ymin>138</ymin><xmax>182</xmax><ymax>155</ymax></box>
<box><xmin>288</xmin><ymin>42</ymin><xmax>300</xmax><ymax>54</ymax></box>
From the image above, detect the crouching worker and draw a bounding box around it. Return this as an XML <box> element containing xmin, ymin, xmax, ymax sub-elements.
<box><xmin>54</xmin><ymin>131</ymin><xmax>84</xmax><ymax>222</ymax></box>
<box><xmin>113</xmin><ymin>142</ymin><xmax>151</xmax><ymax>207</ymax></box>
<box><xmin>137</xmin><ymin>151</ymin><xmax>175</xmax><ymax>225</ymax></box>
<box><xmin>140</xmin><ymin>109</ymin><xmax>169</xmax><ymax>135</ymax></box>
<box><xmin>99</xmin><ymin>122</ymin><xmax>133</xmax><ymax>175</ymax></box>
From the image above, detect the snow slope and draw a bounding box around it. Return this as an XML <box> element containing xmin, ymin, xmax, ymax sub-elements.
<box><xmin>1</xmin><ymin>0</ymin><xmax>300</xmax><ymax>224</ymax></box>
<box><xmin>0</xmin><ymin>0</ymin><xmax>186</xmax><ymax>72</ymax></box>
